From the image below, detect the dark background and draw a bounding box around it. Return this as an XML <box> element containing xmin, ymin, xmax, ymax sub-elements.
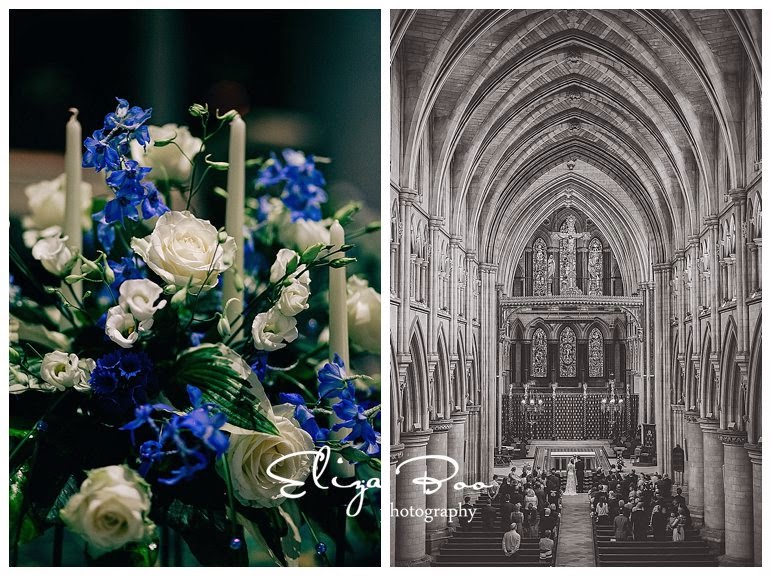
<box><xmin>10</xmin><ymin>7</ymin><xmax>381</xmax><ymax>289</ymax></box>
<box><xmin>10</xmin><ymin>9</ymin><xmax>380</xmax><ymax>215</ymax></box>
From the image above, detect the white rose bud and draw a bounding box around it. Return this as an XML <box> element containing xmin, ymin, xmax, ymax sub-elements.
<box><xmin>105</xmin><ymin>306</ymin><xmax>153</xmax><ymax>349</ymax></box>
<box><xmin>277</xmin><ymin>279</ymin><xmax>311</xmax><ymax>317</ymax></box>
<box><xmin>39</xmin><ymin>351</ymin><xmax>94</xmax><ymax>392</ymax></box>
<box><xmin>269</xmin><ymin>248</ymin><xmax>310</xmax><ymax>285</ymax></box>
<box><xmin>347</xmin><ymin>275</ymin><xmax>381</xmax><ymax>353</ymax></box>
<box><xmin>31</xmin><ymin>233</ymin><xmax>77</xmax><ymax>277</ymax></box>
<box><xmin>279</xmin><ymin>218</ymin><xmax>331</xmax><ymax>252</ymax></box>
<box><xmin>224</xmin><ymin>404</ymin><xmax>314</xmax><ymax>508</ymax></box>
<box><xmin>251</xmin><ymin>308</ymin><xmax>298</xmax><ymax>351</ymax></box>
<box><xmin>118</xmin><ymin>279</ymin><xmax>167</xmax><ymax>322</ymax></box>
<box><xmin>131</xmin><ymin>211</ymin><xmax>236</xmax><ymax>295</ymax></box>
<box><xmin>130</xmin><ymin>124</ymin><xmax>202</xmax><ymax>183</ymax></box>
<box><xmin>23</xmin><ymin>173</ymin><xmax>92</xmax><ymax>236</ymax></box>
<box><xmin>60</xmin><ymin>465</ymin><xmax>155</xmax><ymax>554</ymax></box>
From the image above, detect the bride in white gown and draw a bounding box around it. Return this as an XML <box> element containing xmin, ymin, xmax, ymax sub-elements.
<box><xmin>564</xmin><ymin>458</ymin><xmax>578</xmax><ymax>495</ymax></box>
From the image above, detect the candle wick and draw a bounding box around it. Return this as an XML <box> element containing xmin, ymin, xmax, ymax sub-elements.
<box><xmin>68</xmin><ymin>107</ymin><xmax>79</xmax><ymax>120</ymax></box>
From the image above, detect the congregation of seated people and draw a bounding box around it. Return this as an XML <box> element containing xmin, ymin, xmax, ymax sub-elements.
<box><xmin>588</xmin><ymin>466</ymin><xmax>692</xmax><ymax>542</ymax></box>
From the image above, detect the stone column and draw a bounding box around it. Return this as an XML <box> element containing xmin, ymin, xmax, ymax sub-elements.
<box><xmin>753</xmin><ymin>239</ymin><xmax>762</xmax><ymax>292</ymax></box>
<box><xmin>684</xmin><ymin>411</ymin><xmax>704</xmax><ymax>523</ymax></box>
<box><xmin>425</xmin><ymin>420</ymin><xmax>453</xmax><ymax>553</ymax></box>
<box><xmin>744</xmin><ymin>444</ymin><xmax>762</xmax><ymax>566</ymax></box>
<box><xmin>720</xmin><ymin>430</ymin><xmax>753</xmax><ymax>565</ymax></box>
<box><xmin>394</xmin><ymin>430</ymin><xmax>432</xmax><ymax>566</ymax></box>
<box><xmin>699</xmin><ymin>419</ymin><xmax>725</xmax><ymax>551</ymax></box>
<box><xmin>390</xmin><ymin>443</ymin><xmax>404</xmax><ymax>566</ymax></box>
<box><xmin>447</xmin><ymin>411</ymin><xmax>468</xmax><ymax>514</ymax></box>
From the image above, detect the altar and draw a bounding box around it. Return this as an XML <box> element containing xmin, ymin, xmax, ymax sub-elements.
<box><xmin>502</xmin><ymin>390</ymin><xmax>639</xmax><ymax>442</ymax></box>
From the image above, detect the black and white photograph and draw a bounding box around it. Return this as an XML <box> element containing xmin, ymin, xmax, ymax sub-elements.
<box><xmin>389</xmin><ymin>8</ymin><xmax>762</xmax><ymax>567</ymax></box>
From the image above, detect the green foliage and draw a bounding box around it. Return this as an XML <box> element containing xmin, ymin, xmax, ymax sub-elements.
<box><xmin>173</xmin><ymin>344</ymin><xmax>278</xmax><ymax>435</ymax></box>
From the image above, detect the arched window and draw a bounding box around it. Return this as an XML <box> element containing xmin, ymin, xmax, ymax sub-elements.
<box><xmin>559</xmin><ymin>215</ymin><xmax>581</xmax><ymax>295</ymax></box>
<box><xmin>588</xmin><ymin>237</ymin><xmax>603</xmax><ymax>296</ymax></box>
<box><xmin>559</xmin><ymin>326</ymin><xmax>577</xmax><ymax>378</ymax></box>
<box><xmin>531</xmin><ymin>328</ymin><xmax>547</xmax><ymax>377</ymax></box>
<box><xmin>532</xmin><ymin>238</ymin><xmax>547</xmax><ymax>296</ymax></box>
<box><xmin>588</xmin><ymin>328</ymin><xmax>604</xmax><ymax>377</ymax></box>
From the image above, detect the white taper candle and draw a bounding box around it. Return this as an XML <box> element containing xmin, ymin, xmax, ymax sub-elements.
<box><xmin>328</xmin><ymin>220</ymin><xmax>350</xmax><ymax>367</ymax></box>
<box><xmin>223</xmin><ymin>114</ymin><xmax>245</xmax><ymax>324</ymax></box>
<box><xmin>64</xmin><ymin>108</ymin><xmax>83</xmax><ymax>300</ymax></box>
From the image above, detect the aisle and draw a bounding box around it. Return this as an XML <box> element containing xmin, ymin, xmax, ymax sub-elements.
<box><xmin>556</xmin><ymin>494</ymin><xmax>595</xmax><ymax>566</ymax></box>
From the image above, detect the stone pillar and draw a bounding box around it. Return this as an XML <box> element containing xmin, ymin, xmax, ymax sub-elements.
<box><xmin>394</xmin><ymin>430</ymin><xmax>432</xmax><ymax>566</ymax></box>
<box><xmin>720</xmin><ymin>430</ymin><xmax>753</xmax><ymax>565</ymax></box>
<box><xmin>753</xmin><ymin>239</ymin><xmax>762</xmax><ymax>292</ymax></box>
<box><xmin>684</xmin><ymin>411</ymin><xmax>704</xmax><ymax>523</ymax></box>
<box><xmin>699</xmin><ymin>419</ymin><xmax>725</xmax><ymax>551</ymax></box>
<box><xmin>390</xmin><ymin>443</ymin><xmax>404</xmax><ymax>567</ymax></box>
<box><xmin>447</xmin><ymin>412</ymin><xmax>468</xmax><ymax>514</ymax></box>
<box><xmin>425</xmin><ymin>420</ymin><xmax>453</xmax><ymax>553</ymax></box>
<box><xmin>745</xmin><ymin>444</ymin><xmax>762</xmax><ymax>566</ymax></box>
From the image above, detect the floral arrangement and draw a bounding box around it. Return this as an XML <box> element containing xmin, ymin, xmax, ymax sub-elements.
<box><xmin>10</xmin><ymin>98</ymin><xmax>381</xmax><ymax>566</ymax></box>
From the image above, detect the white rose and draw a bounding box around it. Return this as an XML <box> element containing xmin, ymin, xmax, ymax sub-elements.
<box><xmin>105</xmin><ymin>306</ymin><xmax>152</xmax><ymax>349</ymax></box>
<box><xmin>224</xmin><ymin>404</ymin><xmax>315</xmax><ymax>508</ymax></box>
<box><xmin>31</xmin><ymin>232</ymin><xmax>77</xmax><ymax>276</ymax></box>
<box><xmin>347</xmin><ymin>275</ymin><xmax>381</xmax><ymax>352</ymax></box>
<box><xmin>269</xmin><ymin>248</ymin><xmax>310</xmax><ymax>285</ymax></box>
<box><xmin>60</xmin><ymin>465</ymin><xmax>155</xmax><ymax>554</ymax></box>
<box><xmin>130</xmin><ymin>124</ymin><xmax>202</xmax><ymax>183</ymax></box>
<box><xmin>131</xmin><ymin>211</ymin><xmax>236</xmax><ymax>295</ymax></box>
<box><xmin>23</xmin><ymin>173</ymin><xmax>92</xmax><ymax>236</ymax></box>
<box><xmin>277</xmin><ymin>279</ymin><xmax>310</xmax><ymax>317</ymax></box>
<box><xmin>279</xmin><ymin>218</ymin><xmax>330</xmax><ymax>252</ymax></box>
<box><xmin>39</xmin><ymin>351</ymin><xmax>93</xmax><ymax>392</ymax></box>
<box><xmin>251</xmin><ymin>308</ymin><xmax>298</xmax><ymax>351</ymax></box>
<box><xmin>118</xmin><ymin>279</ymin><xmax>166</xmax><ymax>321</ymax></box>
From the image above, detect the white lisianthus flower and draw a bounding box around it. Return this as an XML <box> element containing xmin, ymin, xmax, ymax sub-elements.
<box><xmin>118</xmin><ymin>279</ymin><xmax>167</xmax><ymax>322</ymax></box>
<box><xmin>31</xmin><ymin>232</ymin><xmax>77</xmax><ymax>276</ymax></box>
<box><xmin>279</xmin><ymin>218</ymin><xmax>330</xmax><ymax>252</ymax></box>
<box><xmin>251</xmin><ymin>308</ymin><xmax>298</xmax><ymax>351</ymax></box>
<box><xmin>105</xmin><ymin>306</ymin><xmax>153</xmax><ymax>349</ymax></box>
<box><xmin>60</xmin><ymin>465</ymin><xmax>155</xmax><ymax>554</ymax></box>
<box><xmin>131</xmin><ymin>211</ymin><xmax>236</xmax><ymax>295</ymax></box>
<box><xmin>346</xmin><ymin>275</ymin><xmax>381</xmax><ymax>352</ymax></box>
<box><xmin>23</xmin><ymin>174</ymin><xmax>92</xmax><ymax>238</ymax></box>
<box><xmin>39</xmin><ymin>351</ymin><xmax>94</xmax><ymax>392</ymax></box>
<box><xmin>269</xmin><ymin>248</ymin><xmax>310</xmax><ymax>285</ymax></box>
<box><xmin>130</xmin><ymin>124</ymin><xmax>202</xmax><ymax>183</ymax></box>
<box><xmin>277</xmin><ymin>280</ymin><xmax>311</xmax><ymax>317</ymax></box>
<box><xmin>224</xmin><ymin>404</ymin><xmax>314</xmax><ymax>508</ymax></box>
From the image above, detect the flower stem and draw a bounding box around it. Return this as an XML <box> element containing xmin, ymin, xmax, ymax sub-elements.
<box><xmin>10</xmin><ymin>390</ymin><xmax>71</xmax><ymax>463</ymax></box>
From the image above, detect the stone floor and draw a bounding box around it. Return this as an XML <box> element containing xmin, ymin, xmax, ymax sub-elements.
<box><xmin>556</xmin><ymin>494</ymin><xmax>596</xmax><ymax>567</ymax></box>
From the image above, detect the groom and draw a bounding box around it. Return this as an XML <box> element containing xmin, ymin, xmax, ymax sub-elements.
<box><xmin>574</xmin><ymin>456</ymin><xmax>585</xmax><ymax>493</ymax></box>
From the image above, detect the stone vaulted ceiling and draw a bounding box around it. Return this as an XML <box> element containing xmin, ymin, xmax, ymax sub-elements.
<box><xmin>391</xmin><ymin>9</ymin><xmax>760</xmax><ymax>292</ymax></box>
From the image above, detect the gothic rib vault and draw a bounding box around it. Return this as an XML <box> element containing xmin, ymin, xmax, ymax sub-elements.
<box><xmin>390</xmin><ymin>9</ymin><xmax>761</xmax><ymax>567</ymax></box>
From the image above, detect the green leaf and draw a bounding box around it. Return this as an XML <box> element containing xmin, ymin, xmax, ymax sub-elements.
<box><xmin>245</xmin><ymin>157</ymin><xmax>264</xmax><ymax>168</ymax></box>
<box><xmin>285</xmin><ymin>254</ymin><xmax>299</xmax><ymax>277</ymax></box>
<box><xmin>333</xmin><ymin>202</ymin><xmax>361</xmax><ymax>225</ymax></box>
<box><xmin>160</xmin><ymin>500</ymin><xmax>245</xmax><ymax>567</ymax></box>
<box><xmin>152</xmin><ymin>132</ymin><xmax>177</xmax><ymax>148</ymax></box>
<box><xmin>174</xmin><ymin>344</ymin><xmax>278</xmax><ymax>435</ymax></box>
<box><xmin>300</xmin><ymin>243</ymin><xmax>325</xmax><ymax>265</ymax></box>
<box><xmin>237</xmin><ymin>506</ymin><xmax>287</xmax><ymax>566</ymax></box>
<box><xmin>10</xmin><ymin>462</ymin><xmax>47</xmax><ymax>547</ymax></box>
<box><xmin>213</xmin><ymin>186</ymin><xmax>228</xmax><ymax>199</ymax></box>
<box><xmin>45</xmin><ymin>475</ymin><xmax>80</xmax><ymax>524</ymax></box>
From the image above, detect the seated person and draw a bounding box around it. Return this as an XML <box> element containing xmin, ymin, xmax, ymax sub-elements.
<box><xmin>460</xmin><ymin>496</ymin><xmax>475</xmax><ymax>528</ymax></box>
<box><xmin>481</xmin><ymin>503</ymin><xmax>496</xmax><ymax>529</ymax></box>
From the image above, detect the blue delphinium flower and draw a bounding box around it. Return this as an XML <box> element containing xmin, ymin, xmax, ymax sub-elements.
<box><xmin>278</xmin><ymin>393</ymin><xmax>330</xmax><ymax>443</ymax></box>
<box><xmin>255</xmin><ymin>149</ymin><xmax>328</xmax><ymax>222</ymax></box>
<box><xmin>89</xmin><ymin>350</ymin><xmax>158</xmax><ymax>421</ymax></box>
<box><xmin>121</xmin><ymin>385</ymin><xmax>229</xmax><ymax>484</ymax></box>
<box><xmin>140</xmin><ymin>182</ymin><xmax>170</xmax><ymax>219</ymax></box>
<box><xmin>332</xmin><ymin>398</ymin><xmax>381</xmax><ymax>456</ymax></box>
<box><xmin>317</xmin><ymin>354</ymin><xmax>349</xmax><ymax>399</ymax></box>
<box><xmin>83</xmin><ymin>99</ymin><xmax>152</xmax><ymax>172</ymax></box>
<box><xmin>108</xmin><ymin>256</ymin><xmax>146</xmax><ymax>290</ymax></box>
<box><xmin>250</xmin><ymin>353</ymin><xmax>269</xmax><ymax>382</ymax></box>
